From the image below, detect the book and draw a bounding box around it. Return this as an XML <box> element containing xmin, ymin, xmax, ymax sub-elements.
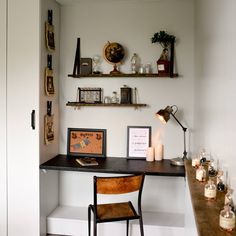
<box><xmin>76</xmin><ymin>157</ymin><xmax>98</xmax><ymax>166</ymax></box>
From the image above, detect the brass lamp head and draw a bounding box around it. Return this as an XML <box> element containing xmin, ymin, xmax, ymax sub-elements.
<box><xmin>156</xmin><ymin>106</ymin><xmax>173</xmax><ymax>123</ymax></box>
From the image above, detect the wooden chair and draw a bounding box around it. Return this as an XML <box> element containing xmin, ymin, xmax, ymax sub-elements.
<box><xmin>88</xmin><ymin>174</ymin><xmax>145</xmax><ymax>236</ymax></box>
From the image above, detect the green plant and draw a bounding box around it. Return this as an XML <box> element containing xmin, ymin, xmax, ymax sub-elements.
<box><xmin>151</xmin><ymin>30</ymin><xmax>176</xmax><ymax>48</ymax></box>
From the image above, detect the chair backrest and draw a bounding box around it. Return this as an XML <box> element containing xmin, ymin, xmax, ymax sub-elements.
<box><xmin>93</xmin><ymin>174</ymin><xmax>145</xmax><ymax>211</ymax></box>
<box><xmin>95</xmin><ymin>174</ymin><xmax>145</xmax><ymax>195</ymax></box>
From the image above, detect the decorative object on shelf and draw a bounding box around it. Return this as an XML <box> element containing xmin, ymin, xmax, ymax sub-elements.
<box><xmin>120</xmin><ymin>85</ymin><xmax>132</xmax><ymax>104</ymax></box>
<box><xmin>127</xmin><ymin>126</ymin><xmax>151</xmax><ymax>159</ymax></box>
<box><xmin>156</xmin><ymin>105</ymin><xmax>187</xmax><ymax>166</ymax></box>
<box><xmin>77</xmin><ymin>87</ymin><xmax>102</xmax><ymax>104</ymax></box>
<box><xmin>45</xmin><ymin>55</ymin><xmax>55</xmax><ymax>96</ymax></box>
<box><xmin>191</xmin><ymin>155</ymin><xmax>200</xmax><ymax>168</ymax></box>
<box><xmin>146</xmin><ymin>147</ymin><xmax>154</xmax><ymax>162</ymax></box>
<box><xmin>151</xmin><ymin>30</ymin><xmax>176</xmax><ymax>77</ymax></box>
<box><xmin>104</xmin><ymin>96</ymin><xmax>111</xmax><ymax>104</ymax></box>
<box><xmin>204</xmin><ymin>179</ymin><xmax>216</xmax><ymax>200</ymax></box>
<box><xmin>44</xmin><ymin>101</ymin><xmax>54</xmax><ymax>145</ymax></box>
<box><xmin>67</xmin><ymin>128</ymin><xmax>106</xmax><ymax>158</ymax></box>
<box><xmin>73</xmin><ymin>38</ymin><xmax>81</xmax><ymax>76</ymax></box>
<box><xmin>92</xmin><ymin>55</ymin><xmax>102</xmax><ymax>74</ymax></box>
<box><xmin>130</xmin><ymin>53</ymin><xmax>139</xmax><ymax>74</ymax></box>
<box><xmin>219</xmin><ymin>205</ymin><xmax>235</xmax><ymax>232</ymax></box>
<box><xmin>144</xmin><ymin>63</ymin><xmax>152</xmax><ymax>74</ymax></box>
<box><xmin>111</xmin><ymin>91</ymin><xmax>119</xmax><ymax>104</ymax></box>
<box><xmin>217</xmin><ymin>170</ymin><xmax>226</xmax><ymax>192</ymax></box>
<box><xmin>208</xmin><ymin>157</ymin><xmax>217</xmax><ymax>177</ymax></box>
<box><xmin>225</xmin><ymin>188</ymin><xmax>235</xmax><ymax>212</ymax></box>
<box><xmin>80</xmin><ymin>58</ymin><xmax>92</xmax><ymax>75</ymax></box>
<box><xmin>103</xmin><ymin>41</ymin><xmax>125</xmax><ymax>74</ymax></box>
<box><xmin>45</xmin><ymin>10</ymin><xmax>55</xmax><ymax>51</ymax></box>
<box><xmin>196</xmin><ymin>165</ymin><xmax>206</xmax><ymax>182</ymax></box>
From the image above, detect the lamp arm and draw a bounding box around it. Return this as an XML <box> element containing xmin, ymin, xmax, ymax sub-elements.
<box><xmin>170</xmin><ymin>113</ymin><xmax>188</xmax><ymax>159</ymax></box>
<box><xmin>170</xmin><ymin>113</ymin><xmax>187</xmax><ymax>132</ymax></box>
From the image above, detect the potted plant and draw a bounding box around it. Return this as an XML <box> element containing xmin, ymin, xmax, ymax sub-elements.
<box><xmin>151</xmin><ymin>30</ymin><xmax>176</xmax><ymax>76</ymax></box>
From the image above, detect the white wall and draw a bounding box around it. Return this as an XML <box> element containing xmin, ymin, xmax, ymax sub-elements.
<box><xmin>58</xmin><ymin>0</ymin><xmax>194</xmax><ymax>214</ymax></box>
<box><xmin>194</xmin><ymin>0</ymin><xmax>236</xmax><ymax>195</ymax></box>
<box><xmin>0</xmin><ymin>0</ymin><xmax>7</xmax><ymax>235</ymax></box>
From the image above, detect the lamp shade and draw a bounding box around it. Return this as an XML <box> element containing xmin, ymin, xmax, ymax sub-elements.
<box><xmin>156</xmin><ymin>106</ymin><xmax>173</xmax><ymax>123</ymax></box>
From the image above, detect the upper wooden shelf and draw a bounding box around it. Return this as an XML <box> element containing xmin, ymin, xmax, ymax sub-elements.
<box><xmin>66</xmin><ymin>102</ymin><xmax>147</xmax><ymax>108</ymax></box>
<box><xmin>68</xmin><ymin>73</ymin><xmax>178</xmax><ymax>78</ymax></box>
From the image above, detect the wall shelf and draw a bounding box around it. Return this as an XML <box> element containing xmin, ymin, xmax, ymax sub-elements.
<box><xmin>68</xmin><ymin>73</ymin><xmax>178</xmax><ymax>78</ymax></box>
<box><xmin>66</xmin><ymin>102</ymin><xmax>147</xmax><ymax>108</ymax></box>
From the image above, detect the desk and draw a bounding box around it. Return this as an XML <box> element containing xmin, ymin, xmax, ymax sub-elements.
<box><xmin>40</xmin><ymin>154</ymin><xmax>185</xmax><ymax>177</ymax></box>
<box><xmin>185</xmin><ymin>160</ymin><xmax>236</xmax><ymax>236</ymax></box>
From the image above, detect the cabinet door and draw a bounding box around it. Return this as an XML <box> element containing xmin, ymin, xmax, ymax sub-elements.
<box><xmin>0</xmin><ymin>0</ymin><xmax>7</xmax><ymax>235</ymax></box>
<box><xmin>7</xmin><ymin>0</ymin><xmax>40</xmax><ymax>235</ymax></box>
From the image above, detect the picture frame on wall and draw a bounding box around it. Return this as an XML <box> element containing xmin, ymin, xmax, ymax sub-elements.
<box><xmin>127</xmin><ymin>126</ymin><xmax>152</xmax><ymax>159</ymax></box>
<box><xmin>67</xmin><ymin>128</ymin><xmax>106</xmax><ymax>158</ymax></box>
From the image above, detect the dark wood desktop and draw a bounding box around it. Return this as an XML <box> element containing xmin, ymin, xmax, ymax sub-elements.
<box><xmin>40</xmin><ymin>155</ymin><xmax>185</xmax><ymax>177</ymax></box>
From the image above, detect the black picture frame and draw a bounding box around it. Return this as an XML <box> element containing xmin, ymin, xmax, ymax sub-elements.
<box><xmin>127</xmin><ymin>126</ymin><xmax>152</xmax><ymax>159</ymax></box>
<box><xmin>67</xmin><ymin>128</ymin><xmax>106</xmax><ymax>158</ymax></box>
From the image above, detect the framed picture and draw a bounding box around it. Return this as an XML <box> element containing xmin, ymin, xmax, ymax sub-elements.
<box><xmin>67</xmin><ymin>128</ymin><xmax>106</xmax><ymax>158</ymax></box>
<box><xmin>127</xmin><ymin>126</ymin><xmax>152</xmax><ymax>159</ymax></box>
<box><xmin>78</xmin><ymin>87</ymin><xmax>102</xmax><ymax>104</ymax></box>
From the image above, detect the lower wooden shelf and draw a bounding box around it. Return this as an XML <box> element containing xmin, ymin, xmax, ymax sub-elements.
<box><xmin>66</xmin><ymin>102</ymin><xmax>147</xmax><ymax>108</ymax></box>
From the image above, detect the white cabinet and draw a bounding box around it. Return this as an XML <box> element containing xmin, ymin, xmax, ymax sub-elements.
<box><xmin>0</xmin><ymin>0</ymin><xmax>41</xmax><ymax>235</ymax></box>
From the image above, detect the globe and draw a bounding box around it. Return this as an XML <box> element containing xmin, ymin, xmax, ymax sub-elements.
<box><xmin>103</xmin><ymin>41</ymin><xmax>125</xmax><ymax>74</ymax></box>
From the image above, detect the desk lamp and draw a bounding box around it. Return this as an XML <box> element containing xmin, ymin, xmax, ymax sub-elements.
<box><xmin>156</xmin><ymin>105</ymin><xmax>187</xmax><ymax>166</ymax></box>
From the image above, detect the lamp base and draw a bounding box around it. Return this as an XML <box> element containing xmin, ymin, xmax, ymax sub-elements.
<box><xmin>170</xmin><ymin>157</ymin><xmax>184</xmax><ymax>166</ymax></box>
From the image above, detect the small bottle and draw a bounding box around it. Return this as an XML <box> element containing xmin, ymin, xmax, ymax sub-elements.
<box><xmin>139</xmin><ymin>64</ymin><xmax>144</xmax><ymax>74</ymax></box>
<box><xmin>199</xmin><ymin>148</ymin><xmax>207</xmax><ymax>164</ymax></box>
<box><xmin>217</xmin><ymin>170</ymin><xmax>226</xmax><ymax>192</ymax></box>
<box><xmin>144</xmin><ymin>63</ymin><xmax>151</xmax><ymax>74</ymax></box>
<box><xmin>208</xmin><ymin>158</ymin><xmax>217</xmax><ymax>177</ymax></box>
<box><xmin>204</xmin><ymin>179</ymin><xmax>216</xmax><ymax>200</ymax></box>
<box><xmin>131</xmin><ymin>53</ymin><xmax>138</xmax><ymax>74</ymax></box>
<box><xmin>225</xmin><ymin>188</ymin><xmax>235</xmax><ymax>212</ymax></box>
<box><xmin>196</xmin><ymin>165</ymin><xmax>206</xmax><ymax>182</ymax></box>
<box><xmin>192</xmin><ymin>155</ymin><xmax>200</xmax><ymax>168</ymax></box>
<box><xmin>219</xmin><ymin>205</ymin><xmax>235</xmax><ymax>232</ymax></box>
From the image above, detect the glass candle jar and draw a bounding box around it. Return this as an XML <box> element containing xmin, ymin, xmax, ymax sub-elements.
<box><xmin>225</xmin><ymin>188</ymin><xmax>235</xmax><ymax>212</ymax></box>
<box><xmin>196</xmin><ymin>165</ymin><xmax>206</xmax><ymax>182</ymax></box>
<box><xmin>204</xmin><ymin>179</ymin><xmax>216</xmax><ymax>200</ymax></box>
<box><xmin>219</xmin><ymin>205</ymin><xmax>235</xmax><ymax>232</ymax></box>
<box><xmin>217</xmin><ymin>170</ymin><xmax>226</xmax><ymax>192</ymax></box>
<box><xmin>192</xmin><ymin>156</ymin><xmax>200</xmax><ymax>168</ymax></box>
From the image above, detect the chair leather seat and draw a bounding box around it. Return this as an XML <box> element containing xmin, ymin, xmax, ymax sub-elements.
<box><xmin>94</xmin><ymin>202</ymin><xmax>138</xmax><ymax>222</ymax></box>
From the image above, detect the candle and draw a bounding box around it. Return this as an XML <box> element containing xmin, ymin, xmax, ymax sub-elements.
<box><xmin>155</xmin><ymin>144</ymin><xmax>163</xmax><ymax>161</ymax></box>
<box><xmin>146</xmin><ymin>147</ymin><xmax>154</xmax><ymax>162</ymax></box>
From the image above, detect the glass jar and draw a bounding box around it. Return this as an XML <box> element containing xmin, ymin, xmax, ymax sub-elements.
<box><xmin>204</xmin><ymin>179</ymin><xmax>216</xmax><ymax>200</ymax></box>
<box><xmin>208</xmin><ymin>158</ymin><xmax>217</xmax><ymax>177</ymax></box>
<box><xmin>217</xmin><ymin>170</ymin><xmax>226</xmax><ymax>192</ymax></box>
<box><xmin>219</xmin><ymin>205</ymin><xmax>235</xmax><ymax>232</ymax></box>
<box><xmin>111</xmin><ymin>91</ymin><xmax>119</xmax><ymax>104</ymax></box>
<box><xmin>192</xmin><ymin>155</ymin><xmax>200</xmax><ymax>168</ymax></box>
<box><xmin>225</xmin><ymin>188</ymin><xmax>235</xmax><ymax>212</ymax></box>
<box><xmin>196</xmin><ymin>165</ymin><xmax>206</xmax><ymax>182</ymax></box>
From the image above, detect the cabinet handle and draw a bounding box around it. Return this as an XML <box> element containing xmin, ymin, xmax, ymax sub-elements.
<box><xmin>31</xmin><ymin>110</ymin><xmax>35</xmax><ymax>130</ymax></box>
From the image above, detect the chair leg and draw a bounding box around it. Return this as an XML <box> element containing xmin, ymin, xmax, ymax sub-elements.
<box><xmin>126</xmin><ymin>220</ymin><xmax>129</xmax><ymax>236</ymax></box>
<box><xmin>139</xmin><ymin>216</ymin><xmax>144</xmax><ymax>236</ymax></box>
<box><xmin>88</xmin><ymin>206</ymin><xmax>91</xmax><ymax>236</ymax></box>
<box><xmin>94</xmin><ymin>213</ymin><xmax>97</xmax><ymax>236</ymax></box>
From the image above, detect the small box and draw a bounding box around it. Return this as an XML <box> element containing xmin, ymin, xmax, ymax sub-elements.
<box><xmin>120</xmin><ymin>87</ymin><xmax>132</xmax><ymax>104</ymax></box>
<box><xmin>80</xmin><ymin>58</ymin><xmax>92</xmax><ymax>75</ymax></box>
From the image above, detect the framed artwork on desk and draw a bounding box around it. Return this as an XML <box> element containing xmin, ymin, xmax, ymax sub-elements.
<box><xmin>127</xmin><ymin>126</ymin><xmax>152</xmax><ymax>159</ymax></box>
<box><xmin>67</xmin><ymin>128</ymin><xmax>106</xmax><ymax>158</ymax></box>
